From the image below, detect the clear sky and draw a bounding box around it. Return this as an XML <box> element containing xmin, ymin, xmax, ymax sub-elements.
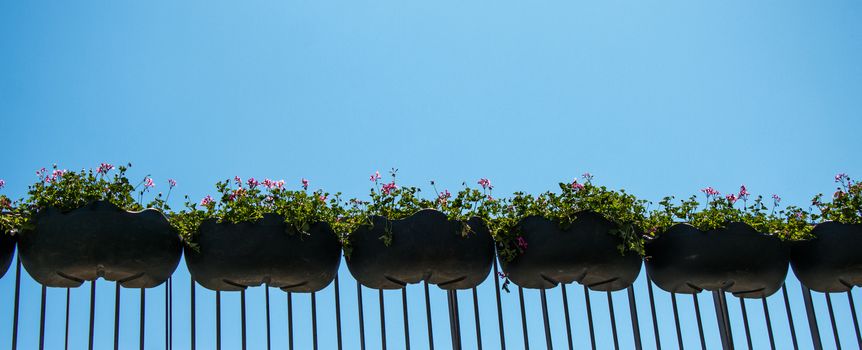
<box><xmin>1</xmin><ymin>0</ymin><xmax>861</xmax><ymax>348</ymax></box>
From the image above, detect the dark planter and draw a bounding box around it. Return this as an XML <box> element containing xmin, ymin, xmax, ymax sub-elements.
<box><xmin>346</xmin><ymin>209</ymin><xmax>495</xmax><ymax>290</ymax></box>
<box><xmin>17</xmin><ymin>201</ymin><xmax>182</xmax><ymax>288</ymax></box>
<box><xmin>645</xmin><ymin>223</ymin><xmax>789</xmax><ymax>298</ymax></box>
<box><xmin>185</xmin><ymin>214</ymin><xmax>341</xmax><ymax>292</ymax></box>
<box><xmin>791</xmin><ymin>222</ymin><xmax>862</xmax><ymax>292</ymax></box>
<box><xmin>499</xmin><ymin>211</ymin><xmax>642</xmax><ymax>291</ymax></box>
<box><xmin>0</xmin><ymin>233</ymin><xmax>14</xmax><ymax>279</ymax></box>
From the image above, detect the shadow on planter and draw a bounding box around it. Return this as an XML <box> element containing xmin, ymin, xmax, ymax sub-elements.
<box><xmin>346</xmin><ymin>209</ymin><xmax>495</xmax><ymax>290</ymax></box>
<box><xmin>17</xmin><ymin>201</ymin><xmax>182</xmax><ymax>288</ymax></box>
<box><xmin>185</xmin><ymin>214</ymin><xmax>341</xmax><ymax>293</ymax></box>
<box><xmin>791</xmin><ymin>222</ymin><xmax>862</xmax><ymax>292</ymax></box>
<box><xmin>645</xmin><ymin>223</ymin><xmax>789</xmax><ymax>298</ymax></box>
<box><xmin>0</xmin><ymin>233</ymin><xmax>14</xmax><ymax>279</ymax></box>
<box><xmin>500</xmin><ymin>211</ymin><xmax>642</xmax><ymax>291</ymax></box>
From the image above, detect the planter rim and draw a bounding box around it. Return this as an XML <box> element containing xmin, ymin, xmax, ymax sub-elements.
<box><xmin>649</xmin><ymin>221</ymin><xmax>784</xmax><ymax>238</ymax></box>
<box><xmin>34</xmin><ymin>200</ymin><xmax>169</xmax><ymax>220</ymax></box>
<box><xmin>364</xmin><ymin>208</ymin><xmax>483</xmax><ymax>223</ymax></box>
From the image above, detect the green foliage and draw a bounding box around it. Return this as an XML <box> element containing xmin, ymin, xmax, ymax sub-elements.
<box><xmin>812</xmin><ymin>174</ymin><xmax>862</xmax><ymax>225</ymax></box>
<box><xmin>169</xmin><ymin>177</ymin><xmax>343</xmax><ymax>248</ymax></box>
<box><xmin>491</xmin><ymin>174</ymin><xmax>650</xmax><ymax>263</ymax></box>
<box><xmin>645</xmin><ymin>186</ymin><xmax>813</xmax><ymax>240</ymax></box>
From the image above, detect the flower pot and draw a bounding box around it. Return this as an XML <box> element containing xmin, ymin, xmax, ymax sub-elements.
<box><xmin>645</xmin><ymin>223</ymin><xmax>789</xmax><ymax>298</ymax></box>
<box><xmin>790</xmin><ymin>222</ymin><xmax>862</xmax><ymax>292</ymax></box>
<box><xmin>17</xmin><ymin>201</ymin><xmax>182</xmax><ymax>288</ymax></box>
<box><xmin>185</xmin><ymin>214</ymin><xmax>341</xmax><ymax>292</ymax></box>
<box><xmin>0</xmin><ymin>233</ymin><xmax>14</xmax><ymax>279</ymax></box>
<box><xmin>499</xmin><ymin>211</ymin><xmax>642</xmax><ymax>291</ymax></box>
<box><xmin>346</xmin><ymin>209</ymin><xmax>495</xmax><ymax>290</ymax></box>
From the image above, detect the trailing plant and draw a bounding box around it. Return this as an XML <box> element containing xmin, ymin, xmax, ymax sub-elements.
<box><xmin>811</xmin><ymin>173</ymin><xmax>862</xmax><ymax>225</ymax></box>
<box><xmin>645</xmin><ymin>185</ymin><xmax>813</xmax><ymax>240</ymax></box>
<box><xmin>170</xmin><ymin>176</ymin><xmax>342</xmax><ymax>248</ymax></box>
<box><xmin>335</xmin><ymin>169</ymin><xmax>498</xmax><ymax>257</ymax></box>
<box><xmin>0</xmin><ymin>179</ymin><xmax>25</xmax><ymax>236</ymax></box>
<box><xmin>492</xmin><ymin>173</ymin><xmax>650</xmax><ymax>264</ymax></box>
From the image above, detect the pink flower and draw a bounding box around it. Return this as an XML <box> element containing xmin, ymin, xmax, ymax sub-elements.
<box><xmin>370</xmin><ymin>171</ymin><xmax>381</xmax><ymax>182</ymax></box>
<box><xmin>168</xmin><ymin>179</ymin><xmax>177</xmax><ymax>188</ymax></box>
<box><xmin>516</xmin><ymin>236</ymin><xmax>528</xmax><ymax>250</ymax></box>
<box><xmin>701</xmin><ymin>187</ymin><xmax>720</xmax><ymax>197</ymax></box>
<box><xmin>796</xmin><ymin>212</ymin><xmax>804</xmax><ymax>219</ymax></box>
<box><xmin>200</xmin><ymin>195</ymin><xmax>214</xmax><ymax>206</ymax></box>
<box><xmin>726</xmin><ymin>194</ymin><xmax>737</xmax><ymax>204</ymax></box>
<box><xmin>381</xmin><ymin>182</ymin><xmax>398</xmax><ymax>195</ymax></box>
<box><xmin>144</xmin><ymin>177</ymin><xmax>155</xmax><ymax>188</ymax></box>
<box><xmin>319</xmin><ymin>195</ymin><xmax>328</xmax><ymax>202</ymax></box>
<box><xmin>571</xmin><ymin>180</ymin><xmax>584</xmax><ymax>190</ymax></box>
<box><xmin>262</xmin><ymin>179</ymin><xmax>274</xmax><ymax>189</ymax></box>
<box><xmin>582</xmin><ymin>172</ymin><xmax>594</xmax><ymax>182</ymax></box>
<box><xmin>738</xmin><ymin>185</ymin><xmax>749</xmax><ymax>200</ymax></box>
<box><xmin>301</xmin><ymin>178</ymin><xmax>309</xmax><ymax>190</ymax></box>
<box><xmin>836</xmin><ymin>173</ymin><xmax>849</xmax><ymax>183</ymax></box>
<box><xmin>438</xmin><ymin>189</ymin><xmax>452</xmax><ymax>203</ymax></box>
<box><xmin>52</xmin><ymin>169</ymin><xmax>66</xmax><ymax>179</ymax></box>
<box><xmin>97</xmin><ymin>163</ymin><xmax>114</xmax><ymax>175</ymax></box>
<box><xmin>772</xmin><ymin>194</ymin><xmax>781</xmax><ymax>204</ymax></box>
<box><xmin>0</xmin><ymin>179</ymin><xmax>5</xmax><ymax>189</ymax></box>
<box><xmin>36</xmin><ymin>167</ymin><xmax>47</xmax><ymax>176</ymax></box>
<box><xmin>247</xmin><ymin>178</ymin><xmax>259</xmax><ymax>189</ymax></box>
<box><xmin>276</xmin><ymin>180</ymin><xmax>285</xmax><ymax>189</ymax></box>
<box><xmin>234</xmin><ymin>176</ymin><xmax>242</xmax><ymax>186</ymax></box>
<box><xmin>229</xmin><ymin>188</ymin><xmax>245</xmax><ymax>201</ymax></box>
<box><xmin>477</xmin><ymin>178</ymin><xmax>492</xmax><ymax>190</ymax></box>
<box><xmin>487</xmin><ymin>195</ymin><xmax>494</xmax><ymax>202</ymax></box>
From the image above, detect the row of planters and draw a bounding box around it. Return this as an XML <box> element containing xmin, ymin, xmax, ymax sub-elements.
<box><xmin>0</xmin><ymin>165</ymin><xmax>860</xmax><ymax>298</ymax></box>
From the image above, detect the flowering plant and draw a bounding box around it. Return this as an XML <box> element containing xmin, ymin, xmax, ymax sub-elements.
<box><xmin>170</xmin><ymin>176</ymin><xmax>342</xmax><ymax>248</ymax></box>
<box><xmin>334</xmin><ymin>169</ymin><xmax>498</xmax><ymax>257</ymax></box>
<box><xmin>645</xmin><ymin>185</ymin><xmax>812</xmax><ymax>240</ymax></box>
<box><xmin>491</xmin><ymin>173</ymin><xmax>649</xmax><ymax>263</ymax></box>
<box><xmin>811</xmin><ymin>173</ymin><xmax>862</xmax><ymax>225</ymax></box>
<box><xmin>0</xmin><ymin>179</ymin><xmax>25</xmax><ymax>235</ymax></box>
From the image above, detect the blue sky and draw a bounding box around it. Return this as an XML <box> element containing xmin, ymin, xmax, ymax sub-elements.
<box><xmin>1</xmin><ymin>0</ymin><xmax>861</xmax><ymax>348</ymax></box>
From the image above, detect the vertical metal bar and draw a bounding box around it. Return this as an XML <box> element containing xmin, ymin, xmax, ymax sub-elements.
<box><xmin>448</xmin><ymin>290</ymin><xmax>462</xmax><ymax>350</ymax></box>
<box><xmin>540</xmin><ymin>289</ymin><xmax>553</xmax><ymax>350</ymax></box>
<box><xmin>40</xmin><ymin>284</ymin><xmax>47</xmax><ymax>350</ymax></box>
<box><xmin>472</xmin><ymin>287</ymin><xmax>483</xmax><ymax>350</ymax></box>
<box><xmin>762</xmin><ymin>297</ymin><xmax>776</xmax><ymax>350</ymax></box>
<box><xmin>719</xmin><ymin>291</ymin><xmax>734</xmax><ymax>346</ymax></box>
<box><xmin>627</xmin><ymin>286</ymin><xmax>642</xmax><ymax>350</ymax></box>
<box><xmin>140</xmin><ymin>287</ymin><xmax>146</xmax><ymax>350</ymax></box>
<box><xmin>288</xmin><ymin>292</ymin><xmax>294</xmax><ymax>350</ymax></box>
<box><xmin>403</xmin><ymin>288</ymin><xmax>411</xmax><ymax>350</ymax></box>
<box><xmin>241</xmin><ymin>289</ymin><xmax>247</xmax><ymax>350</ymax></box>
<box><xmin>782</xmin><ymin>284</ymin><xmax>799</xmax><ymax>350</ymax></box>
<box><xmin>713</xmin><ymin>291</ymin><xmax>731</xmax><ymax>350</ymax></box>
<box><xmin>379</xmin><ymin>289</ymin><xmax>387</xmax><ymax>350</ymax></box>
<box><xmin>847</xmin><ymin>291</ymin><xmax>862</xmax><ymax>348</ymax></box>
<box><xmin>584</xmin><ymin>285</ymin><xmax>596</xmax><ymax>350</ymax></box>
<box><xmin>356</xmin><ymin>284</ymin><xmax>365</xmax><ymax>350</ymax></box>
<box><xmin>801</xmin><ymin>285</ymin><xmax>822</xmax><ymax>349</ymax></box>
<box><xmin>12</xmin><ymin>258</ymin><xmax>20</xmax><ymax>350</ymax></box>
<box><xmin>168</xmin><ymin>277</ymin><xmax>172</xmax><ymax>350</ymax></box>
<box><xmin>65</xmin><ymin>288</ymin><xmax>70</xmax><ymax>350</ymax></box>
<box><xmin>265</xmin><ymin>286</ymin><xmax>271</xmax><ymax>350</ymax></box>
<box><xmin>562</xmin><ymin>284</ymin><xmax>574</xmax><ymax>350</ymax></box>
<box><xmin>164</xmin><ymin>280</ymin><xmax>168</xmax><ymax>350</ymax></box>
<box><xmin>519</xmin><ymin>287</ymin><xmax>530</xmax><ymax>350</ymax></box>
<box><xmin>424</xmin><ymin>282</ymin><xmax>434</xmax><ymax>350</ymax></box>
<box><xmin>740</xmin><ymin>297</ymin><xmax>753</xmax><ymax>350</ymax></box>
<box><xmin>216</xmin><ymin>291</ymin><xmax>221</xmax><ymax>350</ymax></box>
<box><xmin>312</xmin><ymin>292</ymin><xmax>319</xmax><ymax>350</ymax></box>
<box><xmin>608</xmin><ymin>291</ymin><xmax>619</xmax><ymax>350</ymax></box>
<box><xmin>825</xmin><ymin>293</ymin><xmax>841</xmax><ymax>350</ymax></box>
<box><xmin>671</xmin><ymin>293</ymin><xmax>684</xmax><ymax>350</ymax></box>
<box><xmin>89</xmin><ymin>280</ymin><xmax>97</xmax><ymax>350</ymax></box>
<box><xmin>113</xmin><ymin>283</ymin><xmax>120</xmax><ymax>350</ymax></box>
<box><xmin>492</xmin><ymin>259</ymin><xmax>506</xmax><ymax>350</ymax></box>
<box><xmin>646</xmin><ymin>278</ymin><xmax>662</xmax><ymax>350</ymax></box>
<box><xmin>692</xmin><ymin>295</ymin><xmax>706</xmax><ymax>350</ymax></box>
<box><xmin>335</xmin><ymin>274</ymin><xmax>343</xmax><ymax>350</ymax></box>
<box><xmin>190</xmin><ymin>280</ymin><xmax>196</xmax><ymax>350</ymax></box>
<box><xmin>335</xmin><ymin>272</ymin><xmax>341</xmax><ymax>350</ymax></box>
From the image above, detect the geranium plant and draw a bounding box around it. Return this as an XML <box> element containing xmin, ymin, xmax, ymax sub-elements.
<box><xmin>811</xmin><ymin>173</ymin><xmax>862</xmax><ymax>225</ymax></box>
<box><xmin>645</xmin><ymin>185</ymin><xmax>812</xmax><ymax>240</ymax></box>
<box><xmin>491</xmin><ymin>173</ymin><xmax>650</xmax><ymax>263</ymax></box>
<box><xmin>334</xmin><ymin>169</ymin><xmax>499</xmax><ymax>257</ymax></box>
<box><xmin>0</xmin><ymin>179</ymin><xmax>25</xmax><ymax>236</ymax></box>
<box><xmin>170</xmin><ymin>176</ymin><xmax>342</xmax><ymax>249</ymax></box>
